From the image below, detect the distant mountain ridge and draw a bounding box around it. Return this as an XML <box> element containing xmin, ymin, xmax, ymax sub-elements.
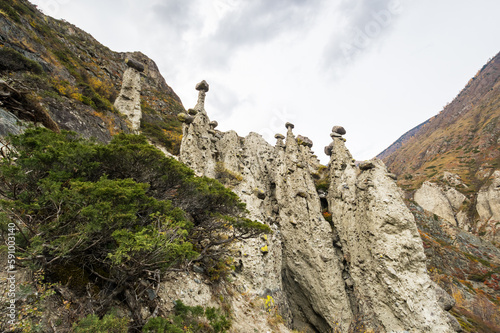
<box><xmin>377</xmin><ymin>118</ymin><xmax>430</xmax><ymax>160</ymax></box>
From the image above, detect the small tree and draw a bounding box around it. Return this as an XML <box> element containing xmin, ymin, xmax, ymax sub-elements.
<box><xmin>0</xmin><ymin>128</ymin><xmax>270</xmax><ymax>328</ymax></box>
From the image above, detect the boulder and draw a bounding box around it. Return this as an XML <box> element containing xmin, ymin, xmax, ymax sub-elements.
<box><xmin>297</xmin><ymin>135</ymin><xmax>313</xmax><ymax>148</ymax></box>
<box><xmin>274</xmin><ymin>133</ymin><xmax>285</xmax><ymax>140</ymax></box>
<box><xmin>433</xmin><ymin>282</ymin><xmax>455</xmax><ymax>311</ymax></box>
<box><xmin>387</xmin><ymin>173</ymin><xmax>398</xmax><ymax>180</ymax></box>
<box><xmin>324</xmin><ymin>143</ymin><xmax>334</xmax><ymax>156</ymax></box>
<box><xmin>414</xmin><ymin>182</ymin><xmax>457</xmax><ymax>225</ymax></box>
<box><xmin>209</xmin><ymin>120</ymin><xmax>218</xmax><ymax>129</ymax></box>
<box><xmin>195</xmin><ymin>80</ymin><xmax>209</xmax><ymax>92</ymax></box>
<box><xmin>446</xmin><ymin>312</ymin><xmax>463</xmax><ymax>332</ymax></box>
<box><xmin>331</xmin><ymin>126</ymin><xmax>346</xmax><ymax>135</ymax></box>
<box><xmin>125</xmin><ymin>58</ymin><xmax>145</xmax><ymax>72</ymax></box>
<box><xmin>254</xmin><ymin>188</ymin><xmax>266</xmax><ymax>200</ymax></box>
<box><xmin>285</xmin><ymin>122</ymin><xmax>294</xmax><ymax>129</ymax></box>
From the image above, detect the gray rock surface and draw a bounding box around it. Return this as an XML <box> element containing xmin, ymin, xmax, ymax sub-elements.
<box><xmin>296</xmin><ymin>135</ymin><xmax>313</xmax><ymax>148</ymax></box>
<box><xmin>327</xmin><ymin>149</ymin><xmax>454</xmax><ymax>332</ymax></box>
<box><xmin>476</xmin><ymin>170</ymin><xmax>500</xmax><ymax>242</ymax></box>
<box><xmin>114</xmin><ymin>64</ymin><xmax>142</xmax><ymax>132</ymax></box>
<box><xmin>0</xmin><ymin>107</ymin><xmax>26</xmax><ymax>136</ymax></box>
<box><xmin>125</xmin><ymin>58</ymin><xmax>145</xmax><ymax>72</ymax></box>
<box><xmin>415</xmin><ymin>181</ymin><xmax>459</xmax><ymax>226</ymax></box>
<box><xmin>178</xmin><ymin>82</ymin><xmax>453</xmax><ymax>332</ymax></box>
<box><xmin>331</xmin><ymin>125</ymin><xmax>346</xmax><ymax>135</ymax></box>
<box><xmin>414</xmin><ymin>180</ymin><xmax>471</xmax><ymax>231</ymax></box>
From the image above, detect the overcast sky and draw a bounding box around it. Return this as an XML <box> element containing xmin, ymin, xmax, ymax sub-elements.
<box><xmin>31</xmin><ymin>0</ymin><xmax>500</xmax><ymax>163</ymax></box>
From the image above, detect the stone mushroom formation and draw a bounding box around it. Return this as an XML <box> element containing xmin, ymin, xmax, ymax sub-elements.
<box><xmin>325</xmin><ymin>125</ymin><xmax>346</xmax><ymax>156</ymax></box>
<box><xmin>176</xmin><ymin>80</ymin><xmax>458</xmax><ymax>332</ymax></box>
<box><xmin>113</xmin><ymin>57</ymin><xmax>145</xmax><ymax>132</ymax></box>
<box><xmin>194</xmin><ymin>80</ymin><xmax>209</xmax><ymax>113</ymax></box>
<box><xmin>274</xmin><ymin>133</ymin><xmax>285</xmax><ymax>147</ymax></box>
<box><xmin>178</xmin><ymin>80</ymin><xmax>211</xmax><ymax>124</ymax></box>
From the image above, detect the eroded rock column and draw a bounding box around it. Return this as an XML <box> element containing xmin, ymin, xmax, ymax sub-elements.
<box><xmin>114</xmin><ymin>58</ymin><xmax>144</xmax><ymax>132</ymax></box>
<box><xmin>326</xmin><ymin>126</ymin><xmax>454</xmax><ymax>332</ymax></box>
<box><xmin>277</xmin><ymin>122</ymin><xmax>353</xmax><ymax>332</ymax></box>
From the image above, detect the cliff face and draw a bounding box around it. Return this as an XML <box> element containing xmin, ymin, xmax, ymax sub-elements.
<box><xmin>179</xmin><ymin>83</ymin><xmax>456</xmax><ymax>332</ymax></box>
<box><xmin>0</xmin><ymin>0</ymin><xmax>184</xmax><ymax>152</ymax></box>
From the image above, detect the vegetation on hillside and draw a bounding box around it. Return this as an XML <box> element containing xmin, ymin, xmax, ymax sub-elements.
<box><xmin>382</xmin><ymin>53</ymin><xmax>500</xmax><ymax>193</ymax></box>
<box><xmin>0</xmin><ymin>128</ymin><xmax>270</xmax><ymax>332</ymax></box>
<box><xmin>0</xmin><ymin>0</ymin><xmax>184</xmax><ymax>153</ymax></box>
<box><xmin>411</xmin><ymin>201</ymin><xmax>500</xmax><ymax>332</ymax></box>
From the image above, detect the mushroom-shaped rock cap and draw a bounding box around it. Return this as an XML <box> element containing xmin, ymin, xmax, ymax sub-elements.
<box><xmin>324</xmin><ymin>142</ymin><xmax>334</xmax><ymax>156</ymax></box>
<box><xmin>187</xmin><ymin>108</ymin><xmax>198</xmax><ymax>116</ymax></box>
<box><xmin>195</xmin><ymin>80</ymin><xmax>209</xmax><ymax>92</ymax></box>
<box><xmin>177</xmin><ymin>112</ymin><xmax>194</xmax><ymax>124</ymax></box>
<box><xmin>209</xmin><ymin>120</ymin><xmax>218</xmax><ymax>128</ymax></box>
<box><xmin>274</xmin><ymin>133</ymin><xmax>285</xmax><ymax>140</ymax></box>
<box><xmin>125</xmin><ymin>58</ymin><xmax>145</xmax><ymax>72</ymax></box>
<box><xmin>285</xmin><ymin>122</ymin><xmax>295</xmax><ymax>130</ymax></box>
<box><xmin>331</xmin><ymin>126</ymin><xmax>346</xmax><ymax>135</ymax></box>
<box><xmin>297</xmin><ymin>135</ymin><xmax>313</xmax><ymax>148</ymax></box>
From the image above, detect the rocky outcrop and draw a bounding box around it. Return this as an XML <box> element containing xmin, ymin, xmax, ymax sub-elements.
<box><xmin>114</xmin><ymin>58</ymin><xmax>144</xmax><ymax>132</ymax></box>
<box><xmin>414</xmin><ymin>176</ymin><xmax>471</xmax><ymax>232</ymax></box>
<box><xmin>179</xmin><ymin>81</ymin><xmax>455</xmax><ymax>332</ymax></box>
<box><xmin>412</xmin><ymin>169</ymin><xmax>500</xmax><ymax>240</ymax></box>
<box><xmin>327</xmin><ymin>138</ymin><xmax>453</xmax><ymax>332</ymax></box>
<box><xmin>476</xmin><ymin>170</ymin><xmax>500</xmax><ymax>241</ymax></box>
<box><xmin>415</xmin><ymin>182</ymin><xmax>462</xmax><ymax>225</ymax></box>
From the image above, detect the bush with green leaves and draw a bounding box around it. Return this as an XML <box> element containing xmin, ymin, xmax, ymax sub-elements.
<box><xmin>72</xmin><ymin>313</ymin><xmax>129</xmax><ymax>333</ymax></box>
<box><xmin>142</xmin><ymin>300</ymin><xmax>230</xmax><ymax>333</ymax></box>
<box><xmin>0</xmin><ymin>128</ymin><xmax>270</xmax><ymax>327</ymax></box>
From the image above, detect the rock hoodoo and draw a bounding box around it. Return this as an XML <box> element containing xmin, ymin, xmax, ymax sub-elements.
<box><xmin>194</xmin><ymin>80</ymin><xmax>209</xmax><ymax>113</ymax></box>
<box><xmin>114</xmin><ymin>58</ymin><xmax>144</xmax><ymax>132</ymax></box>
<box><xmin>179</xmin><ymin>81</ymin><xmax>456</xmax><ymax>332</ymax></box>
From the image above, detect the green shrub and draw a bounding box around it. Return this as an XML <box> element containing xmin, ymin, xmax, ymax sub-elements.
<box><xmin>73</xmin><ymin>313</ymin><xmax>129</xmax><ymax>333</ymax></box>
<box><xmin>140</xmin><ymin>116</ymin><xmax>183</xmax><ymax>155</ymax></box>
<box><xmin>142</xmin><ymin>317</ymin><xmax>183</xmax><ymax>333</ymax></box>
<box><xmin>315</xmin><ymin>181</ymin><xmax>329</xmax><ymax>192</ymax></box>
<box><xmin>143</xmin><ymin>300</ymin><xmax>231</xmax><ymax>333</ymax></box>
<box><xmin>0</xmin><ymin>129</ymin><xmax>269</xmax><ymax>327</ymax></box>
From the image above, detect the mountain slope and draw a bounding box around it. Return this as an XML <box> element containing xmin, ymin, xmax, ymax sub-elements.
<box><xmin>379</xmin><ymin>52</ymin><xmax>500</xmax><ymax>332</ymax></box>
<box><xmin>380</xmin><ymin>52</ymin><xmax>500</xmax><ymax>192</ymax></box>
<box><xmin>377</xmin><ymin>118</ymin><xmax>430</xmax><ymax>161</ymax></box>
<box><xmin>0</xmin><ymin>0</ymin><xmax>184</xmax><ymax>152</ymax></box>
